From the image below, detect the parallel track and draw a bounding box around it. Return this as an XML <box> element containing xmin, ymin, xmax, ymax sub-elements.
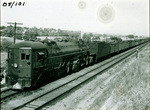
<box><xmin>1</xmin><ymin>87</ymin><xmax>10</xmax><ymax>93</ymax></box>
<box><xmin>1</xmin><ymin>43</ymin><xmax>147</xmax><ymax>110</ymax></box>
<box><xmin>1</xmin><ymin>88</ymin><xmax>19</xmax><ymax>101</ymax></box>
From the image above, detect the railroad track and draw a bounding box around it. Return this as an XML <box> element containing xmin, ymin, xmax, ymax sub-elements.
<box><xmin>0</xmin><ymin>87</ymin><xmax>19</xmax><ymax>102</ymax></box>
<box><xmin>1</xmin><ymin>43</ymin><xmax>148</xmax><ymax>110</ymax></box>
<box><xmin>1</xmin><ymin>86</ymin><xmax>9</xmax><ymax>93</ymax></box>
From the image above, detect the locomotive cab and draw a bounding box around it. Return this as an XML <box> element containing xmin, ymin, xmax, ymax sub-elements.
<box><xmin>6</xmin><ymin>41</ymin><xmax>47</xmax><ymax>89</ymax></box>
<box><xmin>7</xmin><ymin>47</ymin><xmax>32</xmax><ymax>89</ymax></box>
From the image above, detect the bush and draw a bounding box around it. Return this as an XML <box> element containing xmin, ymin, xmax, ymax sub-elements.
<box><xmin>1</xmin><ymin>38</ymin><xmax>12</xmax><ymax>51</ymax></box>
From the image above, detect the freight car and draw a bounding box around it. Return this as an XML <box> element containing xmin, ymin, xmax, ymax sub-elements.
<box><xmin>88</xmin><ymin>38</ymin><xmax>148</xmax><ymax>62</ymax></box>
<box><xmin>6</xmin><ymin>37</ymin><xmax>149</xmax><ymax>89</ymax></box>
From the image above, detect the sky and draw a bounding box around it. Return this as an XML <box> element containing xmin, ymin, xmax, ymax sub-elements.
<box><xmin>1</xmin><ymin>0</ymin><xmax>149</xmax><ymax>36</ymax></box>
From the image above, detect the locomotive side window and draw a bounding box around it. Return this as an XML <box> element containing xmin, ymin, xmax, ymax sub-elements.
<box><xmin>21</xmin><ymin>53</ymin><xmax>30</xmax><ymax>60</ymax></box>
<box><xmin>37</xmin><ymin>52</ymin><xmax>45</xmax><ymax>60</ymax></box>
<box><xmin>26</xmin><ymin>55</ymin><xmax>30</xmax><ymax>60</ymax></box>
<box><xmin>21</xmin><ymin>53</ymin><xmax>25</xmax><ymax>60</ymax></box>
<box><xmin>8</xmin><ymin>52</ymin><xmax>12</xmax><ymax>58</ymax></box>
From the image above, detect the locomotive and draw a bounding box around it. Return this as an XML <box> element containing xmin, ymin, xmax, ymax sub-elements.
<box><xmin>6</xmin><ymin>37</ymin><xmax>149</xmax><ymax>89</ymax></box>
<box><xmin>6</xmin><ymin>39</ymin><xmax>90</xmax><ymax>89</ymax></box>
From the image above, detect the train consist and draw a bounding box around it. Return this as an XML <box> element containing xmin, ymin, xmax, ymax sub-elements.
<box><xmin>6</xmin><ymin>37</ymin><xmax>149</xmax><ymax>89</ymax></box>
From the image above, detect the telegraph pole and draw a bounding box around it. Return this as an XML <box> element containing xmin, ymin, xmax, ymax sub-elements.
<box><xmin>7</xmin><ymin>22</ymin><xmax>23</xmax><ymax>44</ymax></box>
<box><xmin>80</xmin><ymin>31</ymin><xmax>84</xmax><ymax>39</ymax></box>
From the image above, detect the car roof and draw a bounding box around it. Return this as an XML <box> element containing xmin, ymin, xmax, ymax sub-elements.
<box><xmin>9</xmin><ymin>41</ymin><xmax>47</xmax><ymax>49</ymax></box>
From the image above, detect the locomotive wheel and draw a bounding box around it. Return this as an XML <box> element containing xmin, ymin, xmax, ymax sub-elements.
<box><xmin>72</xmin><ymin>59</ymin><xmax>81</xmax><ymax>71</ymax></box>
<box><xmin>72</xmin><ymin>60</ymin><xmax>77</xmax><ymax>71</ymax></box>
<box><xmin>77</xmin><ymin>59</ymin><xmax>81</xmax><ymax>70</ymax></box>
<box><xmin>89</xmin><ymin>56</ymin><xmax>93</xmax><ymax>65</ymax></box>
<box><xmin>85</xmin><ymin>56</ymin><xmax>89</xmax><ymax>66</ymax></box>
<box><xmin>66</xmin><ymin>62</ymin><xmax>71</xmax><ymax>73</ymax></box>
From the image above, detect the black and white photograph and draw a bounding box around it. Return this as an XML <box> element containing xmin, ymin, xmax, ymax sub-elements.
<box><xmin>0</xmin><ymin>0</ymin><xmax>149</xmax><ymax>110</ymax></box>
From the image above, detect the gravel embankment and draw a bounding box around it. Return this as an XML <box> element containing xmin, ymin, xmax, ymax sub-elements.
<box><xmin>100</xmin><ymin>46</ymin><xmax>150</xmax><ymax>110</ymax></box>
<box><xmin>43</xmin><ymin>45</ymin><xmax>149</xmax><ymax>110</ymax></box>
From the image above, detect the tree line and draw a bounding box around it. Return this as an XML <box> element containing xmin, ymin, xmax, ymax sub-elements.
<box><xmin>0</xmin><ymin>25</ymin><xmax>78</xmax><ymax>40</ymax></box>
<box><xmin>0</xmin><ymin>25</ymin><xmax>143</xmax><ymax>42</ymax></box>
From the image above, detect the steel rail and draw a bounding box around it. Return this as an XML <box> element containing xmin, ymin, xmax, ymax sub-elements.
<box><xmin>1</xmin><ymin>89</ymin><xmax>19</xmax><ymax>101</ymax></box>
<box><xmin>1</xmin><ymin>87</ymin><xmax>10</xmax><ymax>93</ymax></box>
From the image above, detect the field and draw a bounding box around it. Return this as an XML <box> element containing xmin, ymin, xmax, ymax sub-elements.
<box><xmin>1</xmin><ymin>36</ymin><xmax>23</xmax><ymax>51</ymax></box>
<box><xmin>1</xmin><ymin>36</ymin><xmax>23</xmax><ymax>43</ymax></box>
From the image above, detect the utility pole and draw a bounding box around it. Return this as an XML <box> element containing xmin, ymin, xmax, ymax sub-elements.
<box><xmin>80</xmin><ymin>31</ymin><xmax>84</xmax><ymax>40</ymax></box>
<box><xmin>7</xmin><ymin>22</ymin><xmax>23</xmax><ymax>44</ymax></box>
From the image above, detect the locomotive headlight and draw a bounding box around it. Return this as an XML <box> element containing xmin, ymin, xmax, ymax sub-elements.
<box><xmin>14</xmin><ymin>63</ymin><xmax>18</xmax><ymax>68</ymax></box>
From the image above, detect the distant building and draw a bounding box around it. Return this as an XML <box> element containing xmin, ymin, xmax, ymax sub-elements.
<box><xmin>36</xmin><ymin>36</ymin><xmax>68</xmax><ymax>41</ymax></box>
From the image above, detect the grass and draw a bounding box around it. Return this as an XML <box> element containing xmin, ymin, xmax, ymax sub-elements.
<box><xmin>112</xmin><ymin>46</ymin><xmax>150</xmax><ymax>110</ymax></box>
